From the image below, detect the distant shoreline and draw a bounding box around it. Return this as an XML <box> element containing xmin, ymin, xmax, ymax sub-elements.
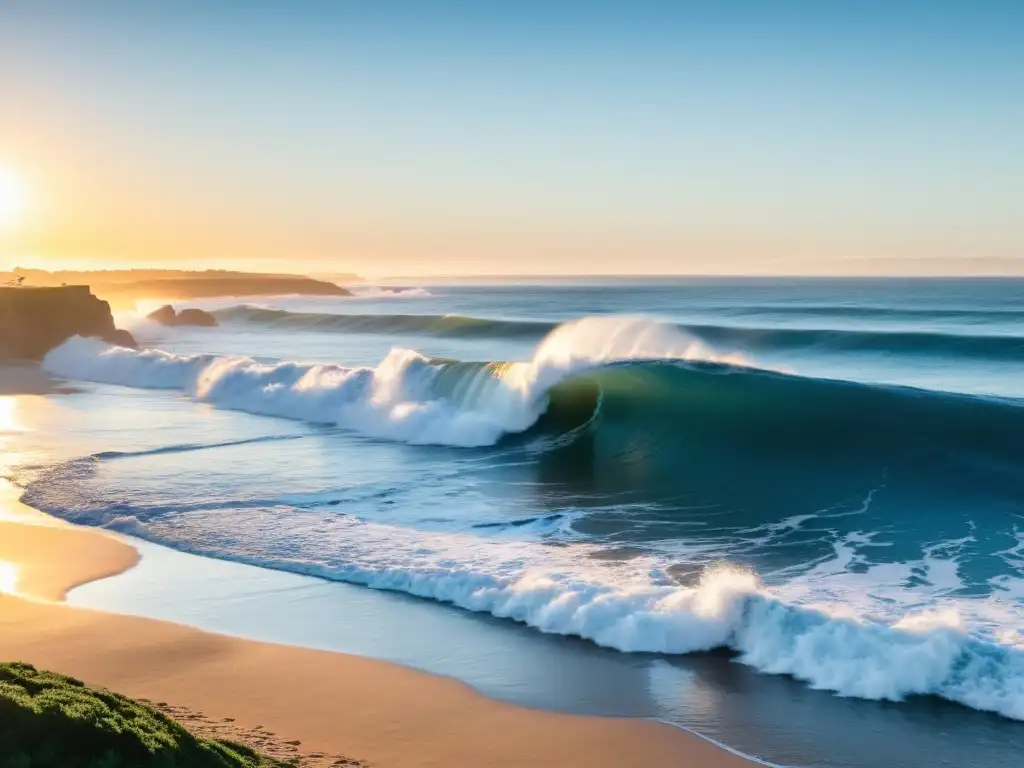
<box><xmin>3</xmin><ymin>268</ymin><xmax>354</xmax><ymax>307</ymax></box>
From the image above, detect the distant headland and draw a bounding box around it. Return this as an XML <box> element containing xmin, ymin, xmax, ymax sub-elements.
<box><xmin>2</xmin><ymin>268</ymin><xmax>358</xmax><ymax>307</ymax></box>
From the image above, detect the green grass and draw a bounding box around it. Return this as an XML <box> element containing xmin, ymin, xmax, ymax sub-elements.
<box><xmin>0</xmin><ymin>662</ymin><xmax>290</xmax><ymax>768</ymax></box>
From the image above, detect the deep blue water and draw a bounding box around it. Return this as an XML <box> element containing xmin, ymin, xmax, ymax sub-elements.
<box><xmin>12</xmin><ymin>278</ymin><xmax>1024</xmax><ymax>750</ymax></box>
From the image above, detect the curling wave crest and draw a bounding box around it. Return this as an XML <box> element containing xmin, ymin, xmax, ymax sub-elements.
<box><xmin>42</xmin><ymin>317</ymin><xmax>739</xmax><ymax>447</ymax></box>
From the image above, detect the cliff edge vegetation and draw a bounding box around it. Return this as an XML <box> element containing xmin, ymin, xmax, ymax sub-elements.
<box><xmin>0</xmin><ymin>662</ymin><xmax>288</xmax><ymax>768</ymax></box>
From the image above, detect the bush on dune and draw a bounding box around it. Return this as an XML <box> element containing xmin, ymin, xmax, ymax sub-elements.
<box><xmin>0</xmin><ymin>662</ymin><xmax>288</xmax><ymax>768</ymax></box>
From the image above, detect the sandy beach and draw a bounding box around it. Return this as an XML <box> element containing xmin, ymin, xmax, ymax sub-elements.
<box><xmin>0</xmin><ymin>475</ymin><xmax>754</xmax><ymax>768</ymax></box>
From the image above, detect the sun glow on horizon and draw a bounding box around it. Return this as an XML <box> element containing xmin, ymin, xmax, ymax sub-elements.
<box><xmin>0</xmin><ymin>167</ymin><xmax>27</xmax><ymax>230</ymax></box>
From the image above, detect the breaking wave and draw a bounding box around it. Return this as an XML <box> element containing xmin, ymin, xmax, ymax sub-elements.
<box><xmin>22</xmin><ymin>457</ymin><xmax>1024</xmax><ymax>723</ymax></box>
<box><xmin>42</xmin><ymin>317</ymin><xmax>738</xmax><ymax>447</ymax></box>
<box><xmin>42</xmin><ymin>315</ymin><xmax>1024</xmax><ymax>464</ymax></box>
<box><xmin>28</xmin><ymin>313</ymin><xmax>1024</xmax><ymax>722</ymax></box>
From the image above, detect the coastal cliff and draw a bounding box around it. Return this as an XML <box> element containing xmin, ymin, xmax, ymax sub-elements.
<box><xmin>0</xmin><ymin>285</ymin><xmax>136</xmax><ymax>359</ymax></box>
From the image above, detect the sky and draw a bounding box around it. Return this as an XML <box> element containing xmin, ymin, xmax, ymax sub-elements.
<box><xmin>1</xmin><ymin>0</ymin><xmax>1022</xmax><ymax>277</ymax></box>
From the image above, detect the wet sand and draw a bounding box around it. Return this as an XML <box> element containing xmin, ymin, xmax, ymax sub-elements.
<box><xmin>0</xmin><ymin>361</ymin><xmax>78</xmax><ymax>396</ymax></box>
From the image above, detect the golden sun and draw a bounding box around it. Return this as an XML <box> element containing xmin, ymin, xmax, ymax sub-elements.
<box><xmin>0</xmin><ymin>167</ymin><xmax>26</xmax><ymax>229</ymax></box>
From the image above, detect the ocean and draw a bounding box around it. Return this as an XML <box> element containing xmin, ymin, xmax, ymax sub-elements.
<box><xmin>10</xmin><ymin>277</ymin><xmax>1024</xmax><ymax>766</ymax></box>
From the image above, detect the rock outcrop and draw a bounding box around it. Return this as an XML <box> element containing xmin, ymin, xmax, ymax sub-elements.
<box><xmin>0</xmin><ymin>285</ymin><xmax>137</xmax><ymax>359</ymax></box>
<box><xmin>176</xmin><ymin>308</ymin><xmax>219</xmax><ymax>327</ymax></box>
<box><xmin>146</xmin><ymin>305</ymin><xmax>219</xmax><ymax>327</ymax></box>
<box><xmin>107</xmin><ymin>329</ymin><xmax>138</xmax><ymax>348</ymax></box>
<box><xmin>147</xmin><ymin>304</ymin><xmax>178</xmax><ymax>326</ymax></box>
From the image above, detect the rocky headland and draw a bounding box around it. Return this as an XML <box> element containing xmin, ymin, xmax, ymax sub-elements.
<box><xmin>0</xmin><ymin>285</ymin><xmax>136</xmax><ymax>359</ymax></box>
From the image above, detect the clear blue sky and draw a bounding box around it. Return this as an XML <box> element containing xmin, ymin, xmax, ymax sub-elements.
<box><xmin>1</xmin><ymin>1</ymin><xmax>1022</xmax><ymax>275</ymax></box>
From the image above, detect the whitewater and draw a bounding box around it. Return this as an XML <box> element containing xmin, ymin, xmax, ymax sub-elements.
<box><xmin>4</xmin><ymin>278</ymin><xmax>1024</xmax><ymax>768</ymax></box>
<box><xmin>42</xmin><ymin>316</ymin><xmax>740</xmax><ymax>447</ymax></box>
<box><xmin>30</xmin><ymin>286</ymin><xmax>1024</xmax><ymax>727</ymax></box>
<box><xmin>24</xmin><ymin>445</ymin><xmax>1024</xmax><ymax>722</ymax></box>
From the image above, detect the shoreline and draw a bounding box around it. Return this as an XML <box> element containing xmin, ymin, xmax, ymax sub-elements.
<box><xmin>0</xmin><ymin>479</ymin><xmax>756</xmax><ymax>767</ymax></box>
<box><xmin>0</xmin><ymin>360</ymin><xmax>80</xmax><ymax>396</ymax></box>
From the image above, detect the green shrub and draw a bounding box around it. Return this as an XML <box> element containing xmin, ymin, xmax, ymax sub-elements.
<box><xmin>0</xmin><ymin>662</ymin><xmax>288</xmax><ymax>768</ymax></box>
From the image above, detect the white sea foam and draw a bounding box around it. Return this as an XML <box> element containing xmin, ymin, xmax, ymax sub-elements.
<box><xmin>44</xmin><ymin>338</ymin><xmax>511</xmax><ymax>446</ymax></box>
<box><xmin>159</xmin><ymin>532</ymin><xmax>1024</xmax><ymax>720</ymax></box>
<box><xmin>24</xmin><ymin>478</ymin><xmax>1024</xmax><ymax>722</ymax></box>
<box><xmin>37</xmin><ymin>319</ymin><xmax>1024</xmax><ymax>721</ymax></box>
<box><xmin>42</xmin><ymin>317</ymin><xmax>740</xmax><ymax>447</ymax></box>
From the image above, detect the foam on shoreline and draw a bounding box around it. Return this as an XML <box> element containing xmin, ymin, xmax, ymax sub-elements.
<box><xmin>0</xmin><ymin>482</ymin><xmax>756</xmax><ymax>768</ymax></box>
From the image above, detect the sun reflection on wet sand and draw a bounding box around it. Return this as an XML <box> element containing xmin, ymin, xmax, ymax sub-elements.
<box><xmin>0</xmin><ymin>396</ymin><xmax>22</xmax><ymax>432</ymax></box>
<box><xmin>0</xmin><ymin>395</ymin><xmax>54</xmax><ymax>523</ymax></box>
<box><xmin>0</xmin><ymin>396</ymin><xmax>28</xmax><ymax>483</ymax></box>
<box><xmin>0</xmin><ymin>560</ymin><xmax>18</xmax><ymax>594</ymax></box>
<box><xmin>0</xmin><ymin>396</ymin><xmax>26</xmax><ymax>489</ymax></box>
